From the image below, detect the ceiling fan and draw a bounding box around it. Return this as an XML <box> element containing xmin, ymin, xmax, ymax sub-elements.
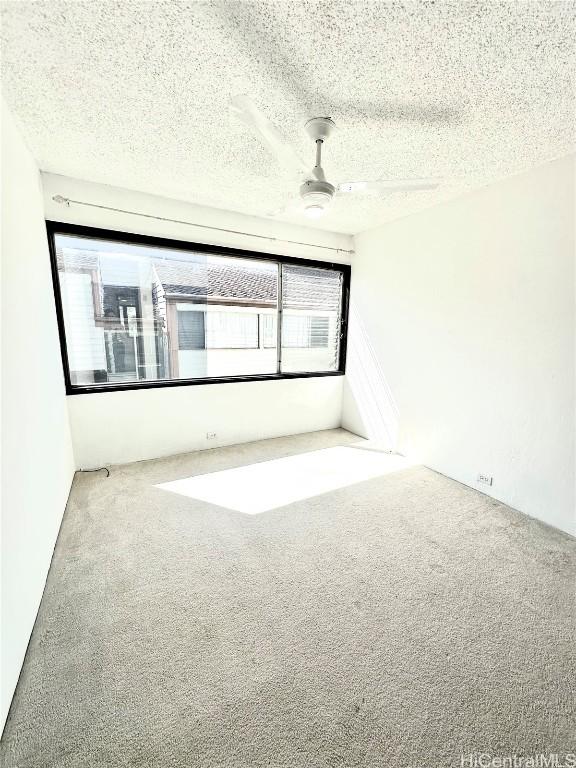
<box><xmin>230</xmin><ymin>95</ymin><xmax>440</xmax><ymax>219</ymax></box>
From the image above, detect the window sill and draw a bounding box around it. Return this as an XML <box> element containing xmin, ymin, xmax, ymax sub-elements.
<box><xmin>65</xmin><ymin>370</ymin><xmax>345</xmax><ymax>396</ymax></box>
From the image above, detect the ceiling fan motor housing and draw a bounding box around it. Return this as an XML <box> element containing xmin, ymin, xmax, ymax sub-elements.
<box><xmin>299</xmin><ymin>178</ymin><xmax>336</xmax><ymax>209</ymax></box>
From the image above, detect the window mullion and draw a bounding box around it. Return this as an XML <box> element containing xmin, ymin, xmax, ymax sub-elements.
<box><xmin>276</xmin><ymin>262</ymin><xmax>283</xmax><ymax>374</ymax></box>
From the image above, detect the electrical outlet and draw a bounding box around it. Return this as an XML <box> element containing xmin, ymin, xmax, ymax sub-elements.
<box><xmin>477</xmin><ymin>473</ymin><xmax>493</xmax><ymax>486</ymax></box>
<box><xmin>206</xmin><ymin>432</ymin><xmax>217</xmax><ymax>440</ymax></box>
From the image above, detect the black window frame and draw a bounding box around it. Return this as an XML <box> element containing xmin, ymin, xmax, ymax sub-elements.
<box><xmin>47</xmin><ymin>221</ymin><xmax>350</xmax><ymax>395</ymax></box>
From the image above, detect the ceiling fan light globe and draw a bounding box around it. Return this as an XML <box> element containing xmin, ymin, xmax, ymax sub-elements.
<box><xmin>304</xmin><ymin>205</ymin><xmax>325</xmax><ymax>219</ymax></box>
<box><xmin>299</xmin><ymin>179</ymin><xmax>335</xmax><ymax>215</ymax></box>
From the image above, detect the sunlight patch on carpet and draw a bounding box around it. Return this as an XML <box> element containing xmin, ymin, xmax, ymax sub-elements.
<box><xmin>155</xmin><ymin>445</ymin><xmax>413</xmax><ymax>513</ymax></box>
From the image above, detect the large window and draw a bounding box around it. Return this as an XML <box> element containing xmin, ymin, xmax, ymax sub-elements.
<box><xmin>48</xmin><ymin>223</ymin><xmax>349</xmax><ymax>393</ymax></box>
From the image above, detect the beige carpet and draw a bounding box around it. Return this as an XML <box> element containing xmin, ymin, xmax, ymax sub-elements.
<box><xmin>2</xmin><ymin>429</ymin><xmax>575</xmax><ymax>767</ymax></box>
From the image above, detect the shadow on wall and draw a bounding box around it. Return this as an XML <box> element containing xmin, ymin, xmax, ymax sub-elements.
<box><xmin>342</xmin><ymin>303</ymin><xmax>400</xmax><ymax>451</ymax></box>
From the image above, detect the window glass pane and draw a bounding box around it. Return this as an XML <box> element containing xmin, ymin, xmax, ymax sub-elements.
<box><xmin>281</xmin><ymin>264</ymin><xmax>343</xmax><ymax>372</ymax></box>
<box><xmin>282</xmin><ymin>315</ymin><xmax>308</xmax><ymax>348</ymax></box>
<box><xmin>55</xmin><ymin>234</ymin><xmax>278</xmax><ymax>386</ymax></box>
<box><xmin>205</xmin><ymin>311</ymin><xmax>258</xmax><ymax>349</ymax></box>
<box><xmin>261</xmin><ymin>314</ymin><xmax>277</xmax><ymax>348</ymax></box>
<box><xmin>310</xmin><ymin>316</ymin><xmax>329</xmax><ymax>348</ymax></box>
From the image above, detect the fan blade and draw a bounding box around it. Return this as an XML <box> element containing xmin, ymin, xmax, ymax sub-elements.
<box><xmin>337</xmin><ymin>178</ymin><xmax>440</xmax><ymax>194</ymax></box>
<box><xmin>231</xmin><ymin>95</ymin><xmax>307</xmax><ymax>177</ymax></box>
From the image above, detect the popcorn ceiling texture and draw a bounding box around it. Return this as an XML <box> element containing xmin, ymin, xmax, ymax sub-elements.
<box><xmin>1</xmin><ymin>1</ymin><xmax>575</xmax><ymax>234</ymax></box>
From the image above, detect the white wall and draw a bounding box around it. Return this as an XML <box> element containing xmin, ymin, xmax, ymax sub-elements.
<box><xmin>343</xmin><ymin>155</ymin><xmax>575</xmax><ymax>536</ymax></box>
<box><xmin>1</xmin><ymin>102</ymin><xmax>75</xmax><ymax>730</ymax></box>
<box><xmin>68</xmin><ymin>376</ymin><xmax>343</xmax><ymax>468</ymax></box>
<box><xmin>43</xmin><ymin>174</ymin><xmax>352</xmax><ymax>468</ymax></box>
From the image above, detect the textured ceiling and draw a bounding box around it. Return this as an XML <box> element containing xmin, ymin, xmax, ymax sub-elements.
<box><xmin>2</xmin><ymin>1</ymin><xmax>575</xmax><ymax>234</ymax></box>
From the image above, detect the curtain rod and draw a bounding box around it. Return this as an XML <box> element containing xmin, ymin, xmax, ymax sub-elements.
<box><xmin>51</xmin><ymin>195</ymin><xmax>354</xmax><ymax>256</ymax></box>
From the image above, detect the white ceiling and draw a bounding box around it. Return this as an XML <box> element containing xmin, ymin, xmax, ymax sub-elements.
<box><xmin>2</xmin><ymin>1</ymin><xmax>574</xmax><ymax>235</ymax></box>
